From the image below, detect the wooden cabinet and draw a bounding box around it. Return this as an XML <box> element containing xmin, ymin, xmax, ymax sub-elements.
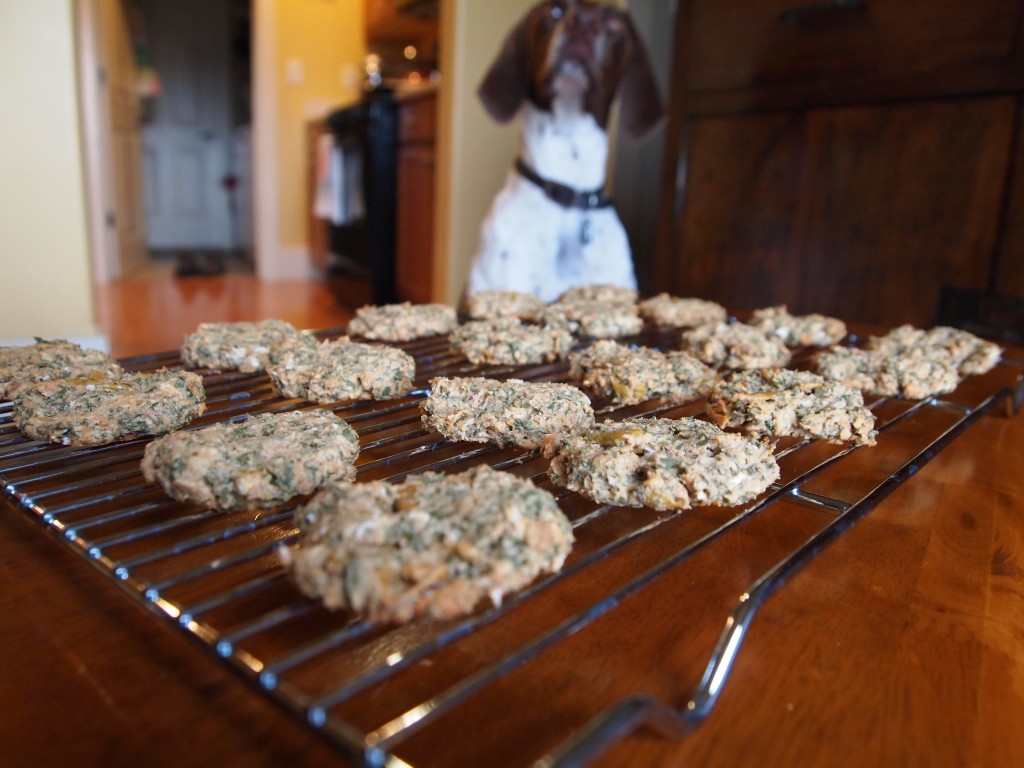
<box><xmin>364</xmin><ymin>0</ymin><xmax>437</xmax><ymax>47</ymax></box>
<box><xmin>655</xmin><ymin>0</ymin><xmax>1024</xmax><ymax>328</ymax></box>
<box><xmin>306</xmin><ymin>117</ymin><xmax>329</xmax><ymax>272</ymax></box>
<box><xmin>395</xmin><ymin>91</ymin><xmax>437</xmax><ymax>304</ymax></box>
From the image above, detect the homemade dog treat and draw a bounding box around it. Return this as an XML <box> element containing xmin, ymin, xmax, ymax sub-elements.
<box><xmin>812</xmin><ymin>345</ymin><xmax>960</xmax><ymax>400</ymax></box>
<box><xmin>346</xmin><ymin>302</ymin><xmax>458</xmax><ymax>342</ymax></box>
<box><xmin>867</xmin><ymin>324</ymin><xmax>1002</xmax><ymax>377</ymax></box>
<box><xmin>568</xmin><ymin>339</ymin><xmax>718</xmax><ymax>405</ymax></box>
<box><xmin>706</xmin><ymin>368</ymin><xmax>877</xmax><ymax>445</ymax></box>
<box><xmin>421</xmin><ymin>376</ymin><xmax>594</xmax><ymax>449</ymax></box>
<box><xmin>680</xmin><ymin>322</ymin><xmax>793</xmax><ymax>370</ymax></box>
<box><xmin>543</xmin><ymin>417</ymin><xmax>780</xmax><ymax>511</ymax></box>
<box><xmin>636</xmin><ymin>294</ymin><xmax>728</xmax><ymax>328</ymax></box>
<box><xmin>282</xmin><ymin>464</ymin><xmax>574</xmax><ymax>623</ymax></box>
<box><xmin>142</xmin><ymin>409</ymin><xmax>360</xmax><ymax>512</ymax></box>
<box><xmin>557</xmin><ymin>284</ymin><xmax>639</xmax><ymax>304</ymax></box>
<box><xmin>749</xmin><ymin>305</ymin><xmax>848</xmax><ymax>348</ymax></box>
<box><xmin>181</xmin><ymin>319</ymin><xmax>315</xmax><ymax>373</ymax></box>
<box><xmin>268</xmin><ymin>336</ymin><xmax>415</xmax><ymax>404</ymax></box>
<box><xmin>450</xmin><ymin>318</ymin><xmax>575</xmax><ymax>366</ymax></box>
<box><xmin>535</xmin><ymin>297</ymin><xmax>643</xmax><ymax>339</ymax></box>
<box><xmin>0</xmin><ymin>339</ymin><xmax>122</xmax><ymax>400</ymax></box>
<box><xmin>14</xmin><ymin>369</ymin><xmax>206</xmax><ymax>446</ymax></box>
<box><xmin>464</xmin><ymin>290</ymin><xmax>545</xmax><ymax>321</ymax></box>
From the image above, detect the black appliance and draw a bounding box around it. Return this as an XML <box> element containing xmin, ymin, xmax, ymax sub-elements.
<box><xmin>324</xmin><ymin>91</ymin><xmax>398</xmax><ymax>306</ymax></box>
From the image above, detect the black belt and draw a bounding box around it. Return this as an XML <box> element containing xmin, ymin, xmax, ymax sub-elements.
<box><xmin>514</xmin><ymin>158</ymin><xmax>613</xmax><ymax>210</ymax></box>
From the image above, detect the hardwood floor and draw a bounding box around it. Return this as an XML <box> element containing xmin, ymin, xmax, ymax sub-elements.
<box><xmin>94</xmin><ymin>263</ymin><xmax>354</xmax><ymax>359</ymax></box>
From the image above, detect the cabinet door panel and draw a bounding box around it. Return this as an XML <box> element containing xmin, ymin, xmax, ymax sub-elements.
<box><xmin>688</xmin><ymin>0</ymin><xmax>1024</xmax><ymax>95</ymax></box>
<box><xmin>672</xmin><ymin>97</ymin><xmax>1015</xmax><ymax>326</ymax></box>
<box><xmin>396</xmin><ymin>144</ymin><xmax>435</xmax><ymax>304</ymax></box>
<box><xmin>995</xmin><ymin>114</ymin><xmax>1024</xmax><ymax>298</ymax></box>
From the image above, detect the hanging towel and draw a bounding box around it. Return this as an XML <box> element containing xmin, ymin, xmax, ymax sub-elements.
<box><xmin>313</xmin><ymin>132</ymin><xmax>335</xmax><ymax>221</ymax></box>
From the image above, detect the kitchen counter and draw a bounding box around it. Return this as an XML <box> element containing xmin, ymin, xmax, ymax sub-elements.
<box><xmin>2</xmin><ymin>333</ymin><xmax>1023</xmax><ymax>767</ymax></box>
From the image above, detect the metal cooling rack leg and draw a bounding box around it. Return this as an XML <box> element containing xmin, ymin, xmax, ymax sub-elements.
<box><xmin>539</xmin><ymin>382</ymin><xmax>1019</xmax><ymax>768</ymax></box>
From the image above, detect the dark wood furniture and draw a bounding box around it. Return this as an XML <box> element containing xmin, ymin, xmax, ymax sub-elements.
<box><xmin>654</xmin><ymin>0</ymin><xmax>1024</xmax><ymax>328</ymax></box>
<box><xmin>307</xmin><ymin>116</ymin><xmax>330</xmax><ymax>273</ymax></box>
<box><xmin>395</xmin><ymin>88</ymin><xmax>437</xmax><ymax>303</ymax></box>
<box><xmin>365</xmin><ymin>0</ymin><xmax>437</xmax><ymax>49</ymax></box>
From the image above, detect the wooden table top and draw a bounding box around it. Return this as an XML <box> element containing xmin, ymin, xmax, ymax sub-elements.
<box><xmin>2</xmin><ymin>339</ymin><xmax>1023</xmax><ymax>768</ymax></box>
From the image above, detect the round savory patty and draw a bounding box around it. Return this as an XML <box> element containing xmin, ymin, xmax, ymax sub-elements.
<box><xmin>281</xmin><ymin>464</ymin><xmax>575</xmax><ymax>623</ymax></box>
<box><xmin>268</xmin><ymin>336</ymin><xmax>415</xmax><ymax>403</ymax></box>
<box><xmin>705</xmin><ymin>368</ymin><xmax>877</xmax><ymax>445</ymax></box>
<box><xmin>749</xmin><ymin>305</ymin><xmax>848</xmax><ymax>348</ymax></box>
<box><xmin>450</xmin><ymin>318</ymin><xmax>575</xmax><ymax>366</ymax></box>
<box><xmin>0</xmin><ymin>339</ymin><xmax>122</xmax><ymax>401</ymax></box>
<box><xmin>421</xmin><ymin>376</ymin><xmax>595</xmax><ymax>449</ymax></box>
<box><xmin>346</xmin><ymin>302</ymin><xmax>458</xmax><ymax>341</ymax></box>
<box><xmin>535</xmin><ymin>297</ymin><xmax>643</xmax><ymax>339</ymax></box>
<box><xmin>464</xmin><ymin>290</ymin><xmax>545</xmax><ymax>321</ymax></box>
<box><xmin>141</xmin><ymin>409</ymin><xmax>360</xmax><ymax>511</ymax></box>
<box><xmin>13</xmin><ymin>369</ymin><xmax>206</xmax><ymax>446</ymax></box>
<box><xmin>679</xmin><ymin>322</ymin><xmax>793</xmax><ymax>370</ymax></box>
<box><xmin>557</xmin><ymin>284</ymin><xmax>638</xmax><ymax>304</ymax></box>
<box><xmin>636</xmin><ymin>294</ymin><xmax>728</xmax><ymax>328</ymax></box>
<box><xmin>568</xmin><ymin>339</ymin><xmax>718</xmax><ymax>405</ymax></box>
<box><xmin>812</xmin><ymin>345</ymin><xmax>960</xmax><ymax>400</ymax></box>
<box><xmin>543</xmin><ymin>417</ymin><xmax>780</xmax><ymax>511</ymax></box>
<box><xmin>867</xmin><ymin>324</ymin><xmax>1002</xmax><ymax>377</ymax></box>
<box><xmin>181</xmin><ymin>319</ymin><xmax>315</xmax><ymax>373</ymax></box>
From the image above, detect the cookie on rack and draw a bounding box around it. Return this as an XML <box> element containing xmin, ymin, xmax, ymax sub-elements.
<box><xmin>680</xmin><ymin>321</ymin><xmax>792</xmax><ymax>370</ymax></box>
<box><xmin>464</xmin><ymin>290</ymin><xmax>545</xmax><ymax>321</ymax></box>
<box><xmin>346</xmin><ymin>302</ymin><xmax>458</xmax><ymax>342</ymax></box>
<box><xmin>142</xmin><ymin>409</ymin><xmax>359</xmax><ymax>511</ymax></box>
<box><xmin>749</xmin><ymin>305</ymin><xmax>847</xmax><ymax>348</ymax></box>
<box><xmin>181</xmin><ymin>319</ymin><xmax>315</xmax><ymax>373</ymax></box>
<box><xmin>543</xmin><ymin>417</ymin><xmax>779</xmax><ymax>511</ymax></box>
<box><xmin>556</xmin><ymin>283</ymin><xmax>639</xmax><ymax>304</ymax></box>
<box><xmin>636</xmin><ymin>294</ymin><xmax>727</xmax><ymax>329</ymax></box>
<box><xmin>705</xmin><ymin>368</ymin><xmax>877</xmax><ymax>445</ymax></box>
<box><xmin>268</xmin><ymin>336</ymin><xmax>415</xmax><ymax>404</ymax></box>
<box><xmin>282</xmin><ymin>464</ymin><xmax>574</xmax><ymax>623</ymax></box>
<box><xmin>0</xmin><ymin>338</ymin><xmax>122</xmax><ymax>400</ymax></box>
<box><xmin>867</xmin><ymin>324</ymin><xmax>1002</xmax><ymax>377</ymax></box>
<box><xmin>450</xmin><ymin>318</ymin><xmax>575</xmax><ymax>366</ymax></box>
<box><xmin>13</xmin><ymin>369</ymin><xmax>206</xmax><ymax>446</ymax></box>
<box><xmin>568</xmin><ymin>339</ymin><xmax>718</xmax><ymax>405</ymax></box>
<box><xmin>812</xmin><ymin>345</ymin><xmax>959</xmax><ymax>400</ymax></box>
<box><xmin>421</xmin><ymin>376</ymin><xmax>594</xmax><ymax>449</ymax></box>
<box><xmin>535</xmin><ymin>298</ymin><xmax>643</xmax><ymax>339</ymax></box>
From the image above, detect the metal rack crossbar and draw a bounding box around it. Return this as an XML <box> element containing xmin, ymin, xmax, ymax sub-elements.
<box><xmin>2</xmin><ymin>330</ymin><xmax>1021</xmax><ymax>768</ymax></box>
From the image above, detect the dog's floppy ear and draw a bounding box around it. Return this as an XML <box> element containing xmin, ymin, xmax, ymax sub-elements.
<box><xmin>477</xmin><ymin>17</ymin><xmax>530</xmax><ymax>124</ymax></box>
<box><xmin>617</xmin><ymin>21</ymin><xmax>665</xmax><ymax>140</ymax></box>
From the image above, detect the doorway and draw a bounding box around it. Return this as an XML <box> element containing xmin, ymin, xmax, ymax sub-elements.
<box><xmin>78</xmin><ymin>0</ymin><xmax>253</xmax><ymax>282</ymax></box>
<box><xmin>137</xmin><ymin>0</ymin><xmax>253</xmax><ymax>276</ymax></box>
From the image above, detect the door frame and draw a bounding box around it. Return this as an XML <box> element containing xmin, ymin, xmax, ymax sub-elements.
<box><xmin>76</xmin><ymin>0</ymin><xmax>273</xmax><ymax>283</ymax></box>
<box><xmin>76</xmin><ymin>0</ymin><xmax>119</xmax><ymax>283</ymax></box>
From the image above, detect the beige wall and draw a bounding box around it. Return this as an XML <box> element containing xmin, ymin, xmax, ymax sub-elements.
<box><xmin>0</xmin><ymin>0</ymin><xmax>102</xmax><ymax>347</ymax></box>
<box><xmin>438</xmin><ymin>0</ymin><xmax>535</xmax><ymax>304</ymax></box>
<box><xmin>254</xmin><ymin>0</ymin><xmax>366</xmax><ymax>280</ymax></box>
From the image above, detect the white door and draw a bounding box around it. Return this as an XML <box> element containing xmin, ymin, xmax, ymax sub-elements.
<box><xmin>140</xmin><ymin>0</ymin><xmax>233</xmax><ymax>251</ymax></box>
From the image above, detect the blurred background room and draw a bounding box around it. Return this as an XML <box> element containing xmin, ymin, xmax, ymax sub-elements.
<box><xmin>1</xmin><ymin>0</ymin><xmax>1022</xmax><ymax>359</ymax></box>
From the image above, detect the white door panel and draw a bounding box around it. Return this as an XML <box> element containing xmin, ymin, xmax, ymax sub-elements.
<box><xmin>140</xmin><ymin>0</ymin><xmax>232</xmax><ymax>250</ymax></box>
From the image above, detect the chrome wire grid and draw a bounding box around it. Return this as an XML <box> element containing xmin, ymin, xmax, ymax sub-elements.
<box><xmin>2</xmin><ymin>326</ymin><xmax>1021</xmax><ymax>768</ymax></box>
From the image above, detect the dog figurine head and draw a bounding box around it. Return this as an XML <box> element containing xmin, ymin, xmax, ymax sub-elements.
<box><xmin>478</xmin><ymin>0</ymin><xmax>665</xmax><ymax>140</ymax></box>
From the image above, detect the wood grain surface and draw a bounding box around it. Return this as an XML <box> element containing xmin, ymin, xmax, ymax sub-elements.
<box><xmin>2</xmin><ymin>344</ymin><xmax>1023</xmax><ymax>767</ymax></box>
